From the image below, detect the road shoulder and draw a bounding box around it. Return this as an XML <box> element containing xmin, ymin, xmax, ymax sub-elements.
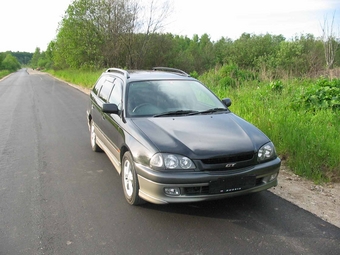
<box><xmin>270</xmin><ymin>163</ymin><xmax>340</xmax><ymax>228</ymax></box>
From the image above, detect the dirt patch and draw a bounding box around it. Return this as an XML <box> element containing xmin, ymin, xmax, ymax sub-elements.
<box><xmin>270</xmin><ymin>163</ymin><xmax>340</xmax><ymax>228</ymax></box>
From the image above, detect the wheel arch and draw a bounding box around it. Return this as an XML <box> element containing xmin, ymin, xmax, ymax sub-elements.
<box><xmin>120</xmin><ymin>145</ymin><xmax>130</xmax><ymax>174</ymax></box>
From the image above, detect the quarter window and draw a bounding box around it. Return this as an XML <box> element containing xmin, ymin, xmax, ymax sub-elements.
<box><xmin>109</xmin><ymin>79</ymin><xmax>123</xmax><ymax>110</ymax></box>
<box><xmin>93</xmin><ymin>76</ymin><xmax>106</xmax><ymax>95</ymax></box>
<box><xmin>99</xmin><ymin>76</ymin><xmax>115</xmax><ymax>102</ymax></box>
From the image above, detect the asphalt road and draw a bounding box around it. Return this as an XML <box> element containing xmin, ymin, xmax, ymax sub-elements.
<box><xmin>0</xmin><ymin>69</ymin><xmax>339</xmax><ymax>255</ymax></box>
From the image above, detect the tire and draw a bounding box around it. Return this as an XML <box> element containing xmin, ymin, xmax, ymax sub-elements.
<box><xmin>122</xmin><ymin>152</ymin><xmax>144</xmax><ymax>205</ymax></box>
<box><xmin>90</xmin><ymin>120</ymin><xmax>102</xmax><ymax>152</ymax></box>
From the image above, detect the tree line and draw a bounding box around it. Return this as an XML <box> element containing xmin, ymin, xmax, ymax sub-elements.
<box><xmin>9</xmin><ymin>0</ymin><xmax>340</xmax><ymax>80</ymax></box>
<box><xmin>0</xmin><ymin>51</ymin><xmax>29</xmax><ymax>72</ymax></box>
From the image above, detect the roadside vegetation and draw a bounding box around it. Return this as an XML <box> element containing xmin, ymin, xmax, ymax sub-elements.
<box><xmin>0</xmin><ymin>52</ymin><xmax>22</xmax><ymax>79</ymax></box>
<box><xmin>48</xmin><ymin>69</ymin><xmax>103</xmax><ymax>88</ymax></box>
<box><xmin>1</xmin><ymin>0</ymin><xmax>339</xmax><ymax>183</ymax></box>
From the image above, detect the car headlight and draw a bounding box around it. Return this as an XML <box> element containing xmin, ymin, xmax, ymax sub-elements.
<box><xmin>258</xmin><ymin>142</ymin><xmax>276</xmax><ymax>163</ymax></box>
<box><xmin>150</xmin><ymin>153</ymin><xmax>196</xmax><ymax>170</ymax></box>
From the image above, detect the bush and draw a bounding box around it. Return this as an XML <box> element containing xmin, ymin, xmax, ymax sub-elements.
<box><xmin>297</xmin><ymin>77</ymin><xmax>340</xmax><ymax>111</ymax></box>
<box><xmin>2</xmin><ymin>54</ymin><xmax>21</xmax><ymax>71</ymax></box>
<box><xmin>200</xmin><ymin>64</ymin><xmax>257</xmax><ymax>89</ymax></box>
<box><xmin>190</xmin><ymin>71</ymin><xmax>199</xmax><ymax>79</ymax></box>
<box><xmin>269</xmin><ymin>80</ymin><xmax>283</xmax><ymax>93</ymax></box>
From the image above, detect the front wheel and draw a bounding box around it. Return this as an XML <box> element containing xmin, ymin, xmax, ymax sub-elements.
<box><xmin>122</xmin><ymin>152</ymin><xmax>144</xmax><ymax>205</ymax></box>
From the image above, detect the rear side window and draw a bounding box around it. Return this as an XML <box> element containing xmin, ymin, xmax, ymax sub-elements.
<box><xmin>99</xmin><ymin>77</ymin><xmax>115</xmax><ymax>102</ymax></box>
<box><xmin>93</xmin><ymin>76</ymin><xmax>106</xmax><ymax>95</ymax></box>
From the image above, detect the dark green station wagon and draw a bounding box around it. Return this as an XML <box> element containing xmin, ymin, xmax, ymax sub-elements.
<box><xmin>86</xmin><ymin>67</ymin><xmax>281</xmax><ymax>205</ymax></box>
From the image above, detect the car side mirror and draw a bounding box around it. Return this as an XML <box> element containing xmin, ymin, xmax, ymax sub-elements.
<box><xmin>222</xmin><ymin>98</ymin><xmax>232</xmax><ymax>107</ymax></box>
<box><xmin>102</xmin><ymin>103</ymin><xmax>119</xmax><ymax>114</ymax></box>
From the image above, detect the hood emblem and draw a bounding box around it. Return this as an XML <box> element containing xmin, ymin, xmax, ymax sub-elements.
<box><xmin>225</xmin><ymin>163</ymin><xmax>236</xmax><ymax>168</ymax></box>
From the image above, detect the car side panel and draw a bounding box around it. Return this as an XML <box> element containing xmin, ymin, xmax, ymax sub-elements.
<box><xmin>100</xmin><ymin>113</ymin><xmax>124</xmax><ymax>164</ymax></box>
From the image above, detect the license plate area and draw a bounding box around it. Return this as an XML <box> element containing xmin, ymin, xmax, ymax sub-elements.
<box><xmin>209</xmin><ymin>176</ymin><xmax>256</xmax><ymax>194</ymax></box>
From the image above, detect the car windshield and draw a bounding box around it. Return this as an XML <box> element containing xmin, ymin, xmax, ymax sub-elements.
<box><xmin>126</xmin><ymin>80</ymin><xmax>227</xmax><ymax>117</ymax></box>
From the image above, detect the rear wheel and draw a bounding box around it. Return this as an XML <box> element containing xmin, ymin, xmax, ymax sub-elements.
<box><xmin>90</xmin><ymin>120</ymin><xmax>102</xmax><ymax>152</ymax></box>
<box><xmin>122</xmin><ymin>152</ymin><xmax>144</xmax><ymax>205</ymax></box>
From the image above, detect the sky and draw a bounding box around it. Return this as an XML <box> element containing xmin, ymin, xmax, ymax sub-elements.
<box><xmin>0</xmin><ymin>0</ymin><xmax>339</xmax><ymax>53</ymax></box>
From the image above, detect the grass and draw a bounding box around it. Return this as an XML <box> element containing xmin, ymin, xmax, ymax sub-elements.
<box><xmin>0</xmin><ymin>70</ymin><xmax>11</xmax><ymax>79</ymax></box>
<box><xmin>46</xmin><ymin>69</ymin><xmax>103</xmax><ymax>89</ymax></box>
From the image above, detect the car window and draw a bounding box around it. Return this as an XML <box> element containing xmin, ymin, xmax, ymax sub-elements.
<box><xmin>156</xmin><ymin>80</ymin><xmax>224</xmax><ymax>109</ymax></box>
<box><xmin>93</xmin><ymin>76</ymin><xmax>106</xmax><ymax>95</ymax></box>
<box><xmin>126</xmin><ymin>80</ymin><xmax>225</xmax><ymax>117</ymax></box>
<box><xmin>190</xmin><ymin>83</ymin><xmax>219</xmax><ymax>107</ymax></box>
<box><xmin>108</xmin><ymin>79</ymin><xmax>123</xmax><ymax>110</ymax></box>
<box><xmin>99</xmin><ymin>77</ymin><xmax>115</xmax><ymax>102</ymax></box>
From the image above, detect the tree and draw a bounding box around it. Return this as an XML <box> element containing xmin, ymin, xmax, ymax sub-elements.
<box><xmin>275</xmin><ymin>40</ymin><xmax>303</xmax><ymax>77</ymax></box>
<box><xmin>52</xmin><ymin>0</ymin><xmax>172</xmax><ymax>69</ymax></box>
<box><xmin>297</xmin><ymin>34</ymin><xmax>324</xmax><ymax>76</ymax></box>
<box><xmin>0</xmin><ymin>52</ymin><xmax>5</xmax><ymax>70</ymax></box>
<box><xmin>321</xmin><ymin>12</ymin><xmax>339</xmax><ymax>69</ymax></box>
<box><xmin>30</xmin><ymin>48</ymin><xmax>41</xmax><ymax>69</ymax></box>
<box><xmin>225</xmin><ymin>33</ymin><xmax>285</xmax><ymax>70</ymax></box>
<box><xmin>214</xmin><ymin>37</ymin><xmax>233</xmax><ymax>66</ymax></box>
<box><xmin>10</xmin><ymin>52</ymin><xmax>33</xmax><ymax>65</ymax></box>
<box><xmin>53</xmin><ymin>0</ymin><xmax>105</xmax><ymax>69</ymax></box>
<box><xmin>119</xmin><ymin>0</ymin><xmax>173</xmax><ymax>68</ymax></box>
<box><xmin>2</xmin><ymin>54</ymin><xmax>21</xmax><ymax>71</ymax></box>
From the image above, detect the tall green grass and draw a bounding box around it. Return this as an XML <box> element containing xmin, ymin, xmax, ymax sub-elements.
<box><xmin>201</xmin><ymin>76</ymin><xmax>340</xmax><ymax>183</ymax></box>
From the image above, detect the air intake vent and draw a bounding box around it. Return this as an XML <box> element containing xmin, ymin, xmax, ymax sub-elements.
<box><xmin>202</xmin><ymin>154</ymin><xmax>254</xmax><ymax>165</ymax></box>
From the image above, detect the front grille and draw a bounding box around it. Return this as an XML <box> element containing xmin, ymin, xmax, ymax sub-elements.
<box><xmin>201</xmin><ymin>153</ymin><xmax>254</xmax><ymax>165</ymax></box>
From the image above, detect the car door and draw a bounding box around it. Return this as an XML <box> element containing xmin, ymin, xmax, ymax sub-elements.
<box><xmin>101</xmin><ymin>78</ymin><xmax>124</xmax><ymax>164</ymax></box>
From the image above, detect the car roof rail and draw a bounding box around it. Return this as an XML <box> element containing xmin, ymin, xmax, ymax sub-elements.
<box><xmin>153</xmin><ymin>67</ymin><xmax>190</xmax><ymax>77</ymax></box>
<box><xmin>105</xmin><ymin>68</ymin><xmax>130</xmax><ymax>79</ymax></box>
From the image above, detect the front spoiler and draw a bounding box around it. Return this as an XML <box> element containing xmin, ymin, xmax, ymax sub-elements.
<box><xmin>135</xmin><ymin>158</ymin><xmax>281</xmax><ymax>204</ymax></box>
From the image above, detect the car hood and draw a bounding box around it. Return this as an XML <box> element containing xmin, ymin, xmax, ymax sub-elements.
<box><xmin>131</xmin><ymin>113</ymin><xmax>270</xmax><ymax>159</ymax></box>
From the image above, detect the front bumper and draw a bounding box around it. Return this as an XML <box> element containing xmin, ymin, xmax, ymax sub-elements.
<box><xmin>135</xmin><ymin>157</ymin><xmax>281</xmax><ymax>204</ymax></box>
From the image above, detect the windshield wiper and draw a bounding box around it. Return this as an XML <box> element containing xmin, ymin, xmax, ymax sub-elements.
<box><xmin>196</xmin><ymin>108</ymin><xmax>228</xmax><ymax>115</ymax></box>
<box><xmin>154</xmin><ymin>110</ymin><xmax>199</xmax><ymax>117</ymax></box>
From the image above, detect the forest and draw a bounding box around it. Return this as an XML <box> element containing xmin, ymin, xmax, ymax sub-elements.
<box><xmin>24</xmin><ymin>0</ymin><xmax>339</xmax><ymax>78</ymax></box>
<box><xmin>2</xmin><ymin>0</ymin><xmax>340</xmax><ymax>79</ymax></box>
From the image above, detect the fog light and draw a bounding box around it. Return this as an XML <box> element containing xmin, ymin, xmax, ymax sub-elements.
<box><xmin>269</xmin><ymin>173</ymin><xmax>278</xmax><ymax>182</ymax></box>
<box><xmin>164</xmin><ymin>187</ymin><xmax>181</xmax><ymax>196</ymax></box>
<box><xmin>265</xmin><ymin>173</ymin><xmax>278</xmax><ymax>182</ymax></box>
<box><xmin>263</xmin><ymin>173</ymin><xmax>278</xmax><ymax>183</ymax></box>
